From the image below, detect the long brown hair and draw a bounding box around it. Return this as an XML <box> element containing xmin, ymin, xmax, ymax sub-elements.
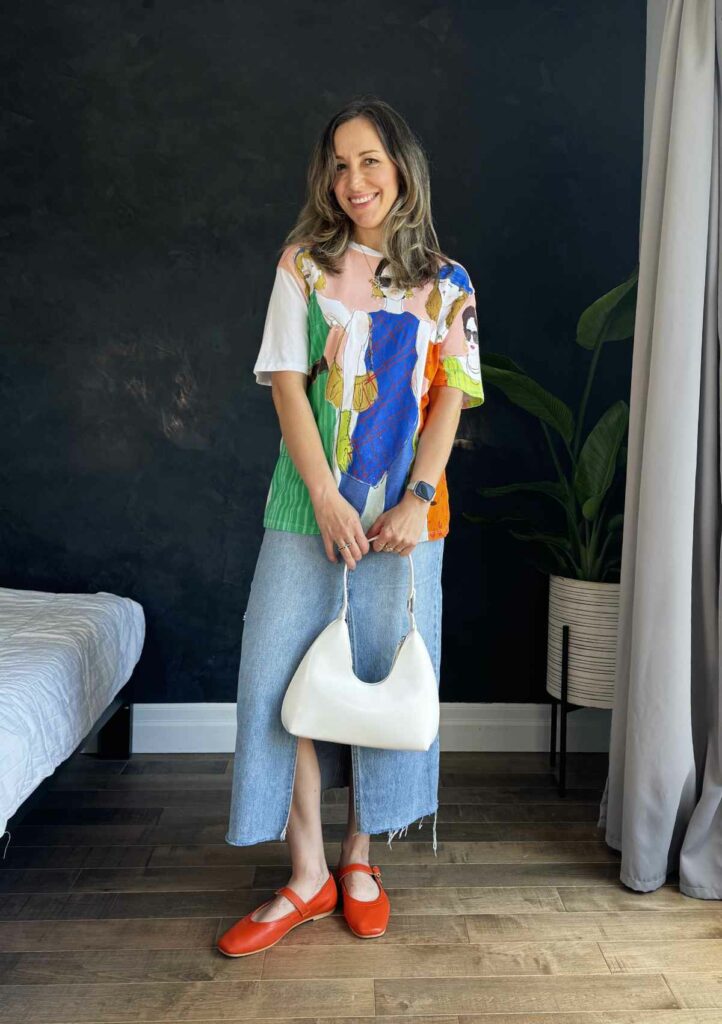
<box><xmin>282</xmin><ymin>96</ymin><xmax>452</xmax><ymax>290</ymax></box>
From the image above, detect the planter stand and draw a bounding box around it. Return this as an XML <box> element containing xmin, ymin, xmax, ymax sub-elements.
<box><xmin>548</xmin><ymin>624</ymin><xmax>584</xmax><ymax>798</ymax></box>
<box><xmin>546</xmin><ymin>575</ymin><xmax>619</xmax><ymax>797</ymax></box>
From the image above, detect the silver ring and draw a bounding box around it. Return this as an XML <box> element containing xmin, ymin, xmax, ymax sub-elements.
<box><xmin>337</xmin><ymin>541</ymin><xmax>350</xmax><ymax>552</ymax></box>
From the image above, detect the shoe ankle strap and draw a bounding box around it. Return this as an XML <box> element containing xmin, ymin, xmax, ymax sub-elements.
<box><xmin>274</xmin><ymin>885</ymin><xmax>307</xmax><ymax>917</ymax></box>
<box><xmin>336</xmin><ymin>862</ymin><xmax>381</xmax><ymax>881</ymax></box>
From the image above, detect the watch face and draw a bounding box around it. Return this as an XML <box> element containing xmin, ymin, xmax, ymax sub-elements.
<box><xmin>414</xmin><ymin>481</ymin><xmax>435</xmax><ymax>502</ymax></box>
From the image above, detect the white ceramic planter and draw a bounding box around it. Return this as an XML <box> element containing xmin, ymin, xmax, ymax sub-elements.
<box><xmin>546</xmin><ymin>574</ymin><xmax>620</xmax><ymax>710</ymax></box>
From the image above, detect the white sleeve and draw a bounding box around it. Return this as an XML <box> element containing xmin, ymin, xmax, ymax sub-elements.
<box><xmin>252</xmin><ymin>266</ymin><xmax>309</xmax><ymax>386</ymax></box>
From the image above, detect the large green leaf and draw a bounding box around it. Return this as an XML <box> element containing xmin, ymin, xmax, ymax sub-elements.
<box><xmin>574</xmin><ymin>401</ymin><xmax>629</xmax><ymax>520</ymax></box>
<box><xmin>607</xmin><ymin>513</ymin><xmax>624</xmax><ymax>532</ymax></box>
<box><xmin>479</xmin><ymin>363</ymin><xmax>575</xmax><ymax>443</ymax></box>
<box><xmin>481</xmin><ymin>352</ymin><xmax>526</xmax><ymax>373</ymax></box>
<box><xmin>508</xmin><ymin>529</ymin><xmax>574</xmax><ymax>553</ymax></box>
<box><xmin>576</xmin><ymin>267</ymin><xmax>639</xmax><ymax>350</ymax></box>
<box><xmin>476</xmin><ymin>480</ymin><xmax>569</xmax><ymax>508</ymax></box>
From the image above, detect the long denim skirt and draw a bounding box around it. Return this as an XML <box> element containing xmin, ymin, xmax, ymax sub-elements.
<box><xmin>226</xmin><ymin>528</ymin><xmax>444</xmax><ymax>855</ymax></box>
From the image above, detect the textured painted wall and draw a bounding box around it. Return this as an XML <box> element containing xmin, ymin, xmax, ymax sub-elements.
<box><xmin>0</xmin><ymin>1</ymin><xmax>645</xmax><ymax>702</ymax></box>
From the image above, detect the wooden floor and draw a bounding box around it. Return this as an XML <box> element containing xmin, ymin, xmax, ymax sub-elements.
<box><xmin>1</xmin><ymin>751</ymin><xmax>720</xmax><ymax>1024</ymax></box>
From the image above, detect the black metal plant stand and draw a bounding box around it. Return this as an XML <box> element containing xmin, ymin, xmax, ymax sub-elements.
<box><xmin>548</xmin><ymin>624</ymin><xmax>584</xmax><ymax>798</ymax></box>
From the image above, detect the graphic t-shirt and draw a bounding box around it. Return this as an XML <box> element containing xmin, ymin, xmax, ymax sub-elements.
<box><xmin>253</xmin><ymin>240</ymin><xmax>484</xmax><ymax>542</ymax></box>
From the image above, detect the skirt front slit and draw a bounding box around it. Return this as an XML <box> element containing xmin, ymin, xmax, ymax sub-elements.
<box><xmin>225</xmin><ymin>528</ymin><xmax>444</xmax><ymax>854</ymax></box>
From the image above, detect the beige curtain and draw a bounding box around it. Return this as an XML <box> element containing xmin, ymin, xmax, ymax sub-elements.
<box><xmin>598</xmin><ymin>0</ymin><xmax>721</xmax><ymax>897</ymax></box>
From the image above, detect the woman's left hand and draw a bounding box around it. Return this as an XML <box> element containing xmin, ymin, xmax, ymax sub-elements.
<box><xmin>366</xmin><ymin>492</ymin><xmax>429</xmax><ymax>556</ymax></box>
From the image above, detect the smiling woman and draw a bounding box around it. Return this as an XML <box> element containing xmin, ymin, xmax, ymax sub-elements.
<box><xmin>288</xmin><ymin>96</ymin><xmax>447</xmax><ymax>290</ymax></box>
<box><xmin>218</xmin><ymin>96</ymin><xmax>485</xmax><ymax>959</ymax></box>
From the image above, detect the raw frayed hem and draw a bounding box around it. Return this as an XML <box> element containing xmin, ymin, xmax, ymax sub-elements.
<box><xmin>225</xmin><ymin>830</ymin><xmax>289</xmax><ymax>848</ymax></box>
<box><xmin>354</xmin><ymin>807</ymin><xmax>438</xmax><ymax>857</ymax></box>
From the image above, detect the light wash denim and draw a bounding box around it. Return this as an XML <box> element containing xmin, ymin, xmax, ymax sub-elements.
<box><xmin>226</xmin><ymin>528</ymin><xmax>444</xmax><ymax>856</ymax></box>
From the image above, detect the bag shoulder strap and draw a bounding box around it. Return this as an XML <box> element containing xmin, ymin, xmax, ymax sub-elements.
<box><xmin>337</xmin><ymin>534</ymin><xmax>416</xmax><ymax>632</ymax></box>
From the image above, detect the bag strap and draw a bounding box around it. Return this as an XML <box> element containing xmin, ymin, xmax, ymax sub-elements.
<box><xmin>337</xmin><ymin>533</ymin><xmax>417</xmax><ymax>632</ymax></box>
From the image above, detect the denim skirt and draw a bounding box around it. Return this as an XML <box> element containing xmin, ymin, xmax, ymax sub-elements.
<box><xmin>226</xmin><ymin>528</ymin><xmax>444</xmax><ymax>855</ymax></box>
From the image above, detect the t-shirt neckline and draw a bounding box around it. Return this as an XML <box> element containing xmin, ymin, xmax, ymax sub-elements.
<box><xmin>348</xmin><ymin>240</ymin><xmax>383</xmax><ymax>258</ymax></box>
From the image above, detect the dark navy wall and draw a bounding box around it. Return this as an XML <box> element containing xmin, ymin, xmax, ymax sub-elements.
<box><xmin>0</xmin><ymin>1</ymin><xmax>645</xmax><ymax>702</ymax></box>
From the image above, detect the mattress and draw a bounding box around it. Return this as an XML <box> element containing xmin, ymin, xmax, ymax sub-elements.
<box><xmin>0</xmin><ymin>587</ymin><xmax>145</xmax><ymax>836</ymax></box>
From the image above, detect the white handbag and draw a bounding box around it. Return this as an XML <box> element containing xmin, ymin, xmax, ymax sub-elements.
<box><xmin>280</xmin><ymin>544</ymin><xmax>440</xmax><ymax>751</ymax></box>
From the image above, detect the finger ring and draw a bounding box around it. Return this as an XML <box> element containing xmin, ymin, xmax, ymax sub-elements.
<box><xmin>337</xmin><ymin>541</ymin><xmax>350</xmax><ymax>552</ymax></box>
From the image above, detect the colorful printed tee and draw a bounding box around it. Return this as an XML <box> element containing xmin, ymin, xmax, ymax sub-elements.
<box><xmin>253</xmin><ymin>240</ymin><xmax>484</xmax><ymax>542</ymax></box>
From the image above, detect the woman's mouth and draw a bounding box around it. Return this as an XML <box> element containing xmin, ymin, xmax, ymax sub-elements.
<box><xmin>349</xmin><ymin>192</ymin><xmax>379</xmax><ymax>208</ymax></box>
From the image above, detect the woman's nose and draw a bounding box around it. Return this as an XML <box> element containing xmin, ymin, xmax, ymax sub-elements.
<box><xmin>348</xmin><ymin>166</ymin><xmax>368</xmax><ymax>190</ymax></box>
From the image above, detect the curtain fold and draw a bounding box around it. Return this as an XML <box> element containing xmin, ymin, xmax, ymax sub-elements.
<box><xmin>598</xmin><ymin>0</ymin><xmax>721</xmax><ymax>897</ymax></box>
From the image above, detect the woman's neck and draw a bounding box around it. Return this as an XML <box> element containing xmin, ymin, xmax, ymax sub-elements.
<box><xmin>352</xmin><ymin>229</ymin><xmax>383</xmax><ymax>251</ymax></box>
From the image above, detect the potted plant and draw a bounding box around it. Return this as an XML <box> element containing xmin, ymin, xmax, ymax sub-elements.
<box><xmin>466</xmin><ymin>268</ymin><xmax>638</xmax><ymax>709</ymax></box>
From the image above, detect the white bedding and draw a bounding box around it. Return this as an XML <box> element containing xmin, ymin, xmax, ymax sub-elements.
<box><xmin>0</xmin><ymin>587</ymin><xmax>145</xmax><ymax>836</ymax></box>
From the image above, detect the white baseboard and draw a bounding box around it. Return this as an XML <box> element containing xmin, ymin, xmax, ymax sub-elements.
<box><xmin>132</xmin><ymin>702</ymin><xmax>611</xmax><ymax>754</ymax></box>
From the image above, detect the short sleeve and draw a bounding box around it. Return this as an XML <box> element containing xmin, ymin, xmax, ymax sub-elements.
<box><xmin>252</xmin><ymin>246</ymin><xmax>310</xmax><ymax>386</ymax></box>
<box><xmin>431</xmin><ymin>261</ymin><xmax>484</xmax><ymax>409</ymax></box>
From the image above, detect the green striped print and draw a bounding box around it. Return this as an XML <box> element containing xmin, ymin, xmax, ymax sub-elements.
<box><xmin>263</xmin><ymin>291</ymin><xmax>333</xmax><ymax>535</ymax></box>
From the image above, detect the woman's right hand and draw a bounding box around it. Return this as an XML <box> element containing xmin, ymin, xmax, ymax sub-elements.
<box><xmin>313</xmin><ymin>488</ymin><xmax>370</xmax><ymax>570</ymax></box>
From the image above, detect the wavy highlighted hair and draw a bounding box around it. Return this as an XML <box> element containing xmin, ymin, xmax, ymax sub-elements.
<box><xmin>282</xmin><ymin>96</ymin><xmax>452</xmax><ymax>290</ymax></box>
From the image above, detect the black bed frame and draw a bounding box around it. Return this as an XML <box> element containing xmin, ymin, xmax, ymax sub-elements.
<box><xmin>91</xmin><ymin>687</ymin><xmax>134</xmax><ymax>760</ymax></box>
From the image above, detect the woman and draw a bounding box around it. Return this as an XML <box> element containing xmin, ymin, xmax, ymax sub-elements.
<box><xmin>218</xmin><ymin>96</ymin><xmax>484</xmax><ymax>957</ymax></box>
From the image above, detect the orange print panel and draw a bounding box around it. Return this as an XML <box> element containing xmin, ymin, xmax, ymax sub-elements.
<box><xmin>427</xmin><ymin>471</ymin><xmax>450</xmax><ymax>539</ymax></box>
<box><xmin>418</xmin><ymin>384</ymin><xmax>451</xmax><ymax>539</ymax></box>
<box><xmin>422</xmin><ymin>338</ymin><xmax>445</xmax><ymax>391</ymax></box>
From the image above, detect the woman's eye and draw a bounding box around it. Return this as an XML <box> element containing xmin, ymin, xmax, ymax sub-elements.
<box><xmin>335</xmin><ymin>159</ymin><xmax>379</xmax><ymax>171</ymax></box>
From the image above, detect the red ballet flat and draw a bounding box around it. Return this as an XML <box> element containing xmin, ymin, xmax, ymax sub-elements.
<box><xmin>217</xmin><ymin>872</ymin><xmax>337</xmax><ymax>957</ymax></box>
<box><xmin>333</xmin><ymin>862</ymin><xmax>390</xmax><ymax>938</ymax></box>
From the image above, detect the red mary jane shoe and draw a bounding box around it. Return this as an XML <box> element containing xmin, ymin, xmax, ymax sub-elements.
<box><xmin>217</xmin><ymin>873</ymin><xmax>337</xmax><ymax>957</ymax></box>
<box><xmin>334</xmin><ymin>862</ymin><xmax>390</xmax><ymax>938</ymax></box>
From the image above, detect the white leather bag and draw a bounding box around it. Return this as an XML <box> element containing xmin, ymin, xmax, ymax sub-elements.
<box><xmin>280</xmin><ymin>547</ymin><xmax>440</xmax><ymax>751</ymax></box>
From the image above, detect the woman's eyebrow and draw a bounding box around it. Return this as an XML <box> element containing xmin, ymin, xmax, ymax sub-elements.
<box><xmin>334</xmin><ymin>149</ymin><xmax>382</xmax><ymax>159</ymax></box>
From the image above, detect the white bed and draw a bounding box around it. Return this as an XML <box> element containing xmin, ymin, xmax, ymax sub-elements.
<box><xmin>0</xmin><ymin>587</ymin><xmax>145</xmax><ymax>836</ymax></box>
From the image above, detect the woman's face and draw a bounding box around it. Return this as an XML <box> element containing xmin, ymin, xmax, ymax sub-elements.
<box><xmin>332</xmin><ymin>117</ymin><xmax>400</xmax><ymax>234</ymax></box>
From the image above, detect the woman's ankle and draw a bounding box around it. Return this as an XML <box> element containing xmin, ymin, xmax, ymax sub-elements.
<box><xmin>339</xmin><ymin>834</ymin><xmax>370</xmax><ymax>864</ymax></box>
<box><xmin>288</xmin><ymin>865</ymin><xmax>330</xmax><ymax>887</ymax></box>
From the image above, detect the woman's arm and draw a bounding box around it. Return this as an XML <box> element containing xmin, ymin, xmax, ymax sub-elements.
<box><xmin>408</xmin><ymin>384</ymin><xmax>464</xmax><ymax>492</ymax></box>
<box><xmin>270</xmin><ymin>371</ymin><xmax>371</xmax><ymax>569</ymax></box>
<box><xmin>366</xmin><ymin>384</ymin><xmax>464</xmax><ymax>555</ymax></box>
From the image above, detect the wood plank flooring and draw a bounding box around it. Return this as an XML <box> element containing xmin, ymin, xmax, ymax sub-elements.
<box><xmin>1</xmin><ymin>751</ymin><xmax>719</xmax><ymax>1023</ymax></box>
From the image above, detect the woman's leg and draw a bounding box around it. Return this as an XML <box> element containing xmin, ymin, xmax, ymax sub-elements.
<box><xmin>226</xmin><ymin>530</ymin><xmax>345</xmax><ymax>848</ymax></box>
<box><xmin>337</xmin><ymin>766</ymin><xmax>383</xmax><ymax>900</ymax></box>
<box><xmin>250</xmin><ymin>737</ymin><xmax>330</xmax><ymax>923</ymax></box>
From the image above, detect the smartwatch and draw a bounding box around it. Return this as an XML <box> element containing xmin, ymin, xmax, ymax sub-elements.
<box><xmin>406</xmin><ymin>479</ymin><xmax>436</xmax><ymax>503</ymax></box>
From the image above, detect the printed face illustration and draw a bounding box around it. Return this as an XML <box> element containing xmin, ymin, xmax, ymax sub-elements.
<box><xmin>299</xmin><ymin>253</ymin><xmax>323</xmax><ymax>292</ymax></box>
<box><xmin>332</xmin><ymin>116</ymin><xmax>400</xmax><ymax>241</ymax></box>
<box><xmin>463</xmin><ymin>306</ymin><xmax>480</xmax><ymax>374</ymax></box>
<box><xmin>438</xmin><ymin>273</ymin><xmax>460</xmax><ymax>308</ymax></box>
<box><xmin>376</xmin><ymin>271</ymin><xmax>407</xmax><ymax>303</ymax></box>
